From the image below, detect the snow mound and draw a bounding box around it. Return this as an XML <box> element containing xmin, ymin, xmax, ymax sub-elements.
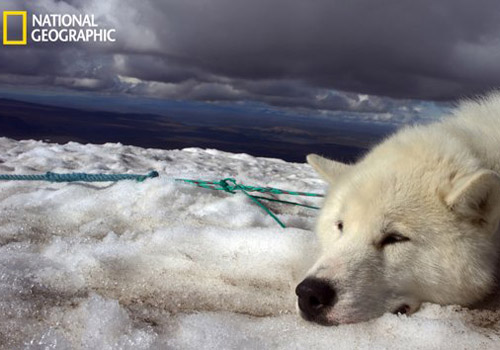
<box><xmin>0</xmin><ymin>138</ymin><xmax>499</xmax><ymax>349</ymax></box>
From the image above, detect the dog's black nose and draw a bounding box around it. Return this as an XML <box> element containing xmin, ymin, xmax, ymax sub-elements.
<box><xmin>295</xmin><ymin>278</ymin><xmax>336</xmax><ymax>318</ymax></box>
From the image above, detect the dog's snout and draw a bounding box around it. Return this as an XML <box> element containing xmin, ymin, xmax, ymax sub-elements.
<box><xmin>295</xmin><ymin>278</ymin><xmax>336</xmax><ymax>318</ymax></box>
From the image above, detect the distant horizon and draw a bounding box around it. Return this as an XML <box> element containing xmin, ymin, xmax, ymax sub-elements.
<box><xmin>0</xmin><ymin>85</ymin><xmax>449</xmax><ymax>127</ymax></box>
<box><xmin>0</xmin><ymin>95</ymin><xmax>398</xmax><ymax>163</ymax></box>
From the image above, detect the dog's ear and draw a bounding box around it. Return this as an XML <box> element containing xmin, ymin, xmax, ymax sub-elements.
<box><xmin>445</xmin><ymin>169</ymin><xmax>500</xmax><ymax>227</ymax></box>
<box><xmin>306</xmin><ymin>154</ymin><xmax>350</xmax><ymax>183</ymax></box>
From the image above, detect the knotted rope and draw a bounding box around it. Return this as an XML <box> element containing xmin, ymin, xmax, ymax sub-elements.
<box><xmin>176</xmin><ymin>178</ymin><xmax>323</xmax><ymax>228</ymax></box>
<box><xmin>0</xmin><ymin>172</ymin><xmax>322</xmax><ymax>228</ymax></box>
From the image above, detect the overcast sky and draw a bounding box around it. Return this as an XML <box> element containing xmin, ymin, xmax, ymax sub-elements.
<box><xmin>1</xmin><ymin>0</ymin><xmax>500</xmax><ymax>122</ymax></box>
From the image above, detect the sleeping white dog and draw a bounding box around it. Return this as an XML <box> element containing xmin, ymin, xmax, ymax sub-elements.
<box><xmin>296</xmin><ymin>93</ymin><xmax>500</xmax><ymax>325</ymax></box>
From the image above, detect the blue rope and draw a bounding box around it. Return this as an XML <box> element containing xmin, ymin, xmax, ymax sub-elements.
<box><xmin>0</xmin><ymin>171</ymin><xmax>159</xmax><ymax>183</ymax></box>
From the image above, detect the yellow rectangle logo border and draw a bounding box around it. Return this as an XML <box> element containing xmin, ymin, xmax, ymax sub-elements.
<box><xmin>3</xmin><ymin>11</ymin><xmax>27</xmax><ymax>45</ymax></box>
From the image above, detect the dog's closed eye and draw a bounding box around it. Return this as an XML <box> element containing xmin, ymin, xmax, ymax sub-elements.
<box><xmin>379</xmin><ymin>232</ymin><xmax>410</xmax><ymax>248</ymax></box>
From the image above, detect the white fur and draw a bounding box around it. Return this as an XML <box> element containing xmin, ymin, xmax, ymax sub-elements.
<box><xmin>303</xmin><ymin>92</ymin><xmax>500</xmax><ymax>325</ymax></box>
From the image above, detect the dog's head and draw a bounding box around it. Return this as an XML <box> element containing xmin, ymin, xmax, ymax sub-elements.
<box><xmin>297</xmin><ymin>150</ymin><xmax>500</xmax><ymax>325</ymax></box>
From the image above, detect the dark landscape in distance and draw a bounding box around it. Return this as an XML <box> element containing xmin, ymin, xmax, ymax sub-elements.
<box><xmin>0</xmin><ymin>98</ymin><xmax>396</xmax><ymax>163</ymax></box>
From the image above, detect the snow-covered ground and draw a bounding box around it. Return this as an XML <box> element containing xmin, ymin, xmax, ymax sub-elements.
<box><xmin>0</xmin><ymin>137</ymin><xmax>499</xmax><ymax>349</ymax></box>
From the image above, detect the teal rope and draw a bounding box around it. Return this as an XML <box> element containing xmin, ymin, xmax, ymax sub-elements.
<box><xmin>251</xmin><ymin>195</ymin><xmax>320</xmax><ymax>210</ymax></box>
<box><xmin>0</xmin><ymin>172</ymin><xmax>321</xmax><ymax>228</ymax></box>
<box><xmin>175</xmin><ymin>178</ymin><xmax>323</xmax><ymax>197</ymax></box>
<box><xmin>176</xmin><ymin>178</ymin><xmax>323</xmax><ymax>228</ymax></box>
<box><xmin>0</xmin><ymin>171</ymin><xmax>159</xmax><ymax>183</ymax></box>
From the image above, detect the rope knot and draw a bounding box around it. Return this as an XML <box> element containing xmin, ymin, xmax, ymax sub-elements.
<box><xmin>174</xmin><ymin>177</ymin><xmax>323</xmax><ymax>228</ymax></box>
<box><xmin>219</xmin><ymin>178</ymin><xmax>237</xmax><ymax>193</ymax></box>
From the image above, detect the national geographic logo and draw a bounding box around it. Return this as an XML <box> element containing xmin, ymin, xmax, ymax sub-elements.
<box><xmin>3</xmin><ymin>11</ymin><xmax>116</xmax><ymax>45</ymax></box>
<box><xmin>3</xmin><ymin>11</ymin><xmax>27</xmax><ymax>45</ymax></box>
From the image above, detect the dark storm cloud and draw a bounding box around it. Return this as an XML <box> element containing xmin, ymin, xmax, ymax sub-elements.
<box><xmin>1</xmin><ymin>0</ymin><xmax>500</xmax><ymax>118</ymax></box>
<box><xmin>151</xmin><ymin>0</ymin><xmax>500</xmax><ymax>100</ymax></box>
